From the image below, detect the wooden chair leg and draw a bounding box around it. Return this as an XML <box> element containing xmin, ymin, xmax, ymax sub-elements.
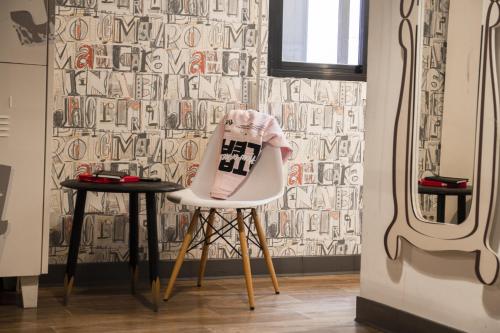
<box><xmin>252</xmin><ymin>208</ymin><xmax>280</xmax><ymax>294</ymax></box>
<box><xmin>237</xmin><ymin>209</ymin><xmax>255</xmax><ymax>310</ymax></box>
<box><xmin>197</xmin><ymin>209</ymin><xmax>216</xmax><ymax>287</ymax></box>
<box><xmin>163</xmin><ymin>208</ymin><xmax>200</xmax><ymax>301</ymax></box>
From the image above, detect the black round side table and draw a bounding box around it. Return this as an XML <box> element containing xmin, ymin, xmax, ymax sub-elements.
<box><xmin>60</xmin><ymin>179</ymin><xmax>183</xmax><ymax>311</ymax></box>
<box><xmin>418</xmin><ymin>185</ymin><xmax>473</xmax><ymax>223</ymax></box>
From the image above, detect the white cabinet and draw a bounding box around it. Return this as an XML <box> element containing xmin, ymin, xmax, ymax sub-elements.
<box><xmin>0</xmin><ymin>63</ymin><xmax>51</xmax><ymax>308</ymax></box>
<box><xmin>0</xmin><ymin>0</ymin><xmax>51</xmax><ymax>308</ymax></box>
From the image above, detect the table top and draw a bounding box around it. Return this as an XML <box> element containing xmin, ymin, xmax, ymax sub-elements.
<box><xmin>60</xmin><ymin>179</ymin><xmax>183</xmax><ymax>193</ymax></box>
<box><xmin>418</xmin><ymin>184</ymin><xmax>473</xmax><ymax>196</ymax></box>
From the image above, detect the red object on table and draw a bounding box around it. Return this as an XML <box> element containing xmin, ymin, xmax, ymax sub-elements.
<box><xmin>78</xmin><ymin>173</ymin><xmax>140</xmax><ymax>183</ymax></box>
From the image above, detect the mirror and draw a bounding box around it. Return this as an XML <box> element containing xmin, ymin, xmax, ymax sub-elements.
<box><xmin>385</xmin><ymin>0</ymin><xmax>500</xmax><ymax>285</ymax></box>
<box><xmin>416</xmin><ymin>0</ymin><xmax>483</xmax><ymax>224</ymax></box>
<box><xmin>384</xmin><ymin>0</ymin><xmax>500</xmax><ymax>285</ymax></box>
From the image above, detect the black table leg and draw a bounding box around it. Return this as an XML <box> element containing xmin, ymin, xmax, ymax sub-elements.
<box><xmin>437</xmin><ymin>194</ymin><xmax>446</xmax><ymax>223</ymax></box>
<box><xmin>129</xmin><ymin>193</ymin><xmax>139</xmax><ymax>294</ymax></box>
<box><xmin>457</xmin><ymin>195</ymin><xmax>467</xmax><ymax>224</ymax></box>
<box><xmin>145</xmin><ymin>192</ymin><xmax>160</xmax><ymax>312</ymax></box>
<box><xmin>64</xmin><ymin>189</ymin><xmax>87</xmax><ymax>305</ymax></box>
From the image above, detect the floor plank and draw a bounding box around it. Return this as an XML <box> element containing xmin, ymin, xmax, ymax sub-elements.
<box><xmin>0</xmin><ymin>274</ymin><xmax>379</xmax><ymax>333</ymax></box>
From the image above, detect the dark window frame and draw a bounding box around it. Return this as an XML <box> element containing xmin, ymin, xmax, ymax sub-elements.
<box><xmin>268</xmin><ymin>0</ymin><xmax>369</xmax><ymax>82</ymax></box>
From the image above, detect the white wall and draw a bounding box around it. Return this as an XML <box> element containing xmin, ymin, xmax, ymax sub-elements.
<box><xmin>439</xmin><ymin>0</ymin><xmax>482</xmax><ymax>221</ymax></box>
<box><xmin>440</xmin><ymin>0</ymin><xmax>482</xmax><ymax>181</ymax></box>
<box><xmin>361</xmin><ymin>1</ymin><xmax>500</xmax><ymax>332</ymax></box>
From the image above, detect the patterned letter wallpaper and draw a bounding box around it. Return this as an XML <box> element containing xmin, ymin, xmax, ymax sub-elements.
<box><xmin>49</xmin><ymin>0</ymin><xmax>365</xmax><ymax>264</ymax></box>
<box><xmin>418</xmin><ymin>0</ymin><xmax>449</xmax><ymax>221</ymax></box>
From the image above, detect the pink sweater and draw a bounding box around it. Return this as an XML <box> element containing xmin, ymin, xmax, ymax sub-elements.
<box><xmin>210</xmin><ymin>110</ymin><xmax>292</xmax><ymax>199</ymax></box>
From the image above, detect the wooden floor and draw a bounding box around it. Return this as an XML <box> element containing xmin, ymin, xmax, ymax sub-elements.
<box><xmin>0</xmin><ymin>274</ymin><xmax>379</xmax><ymax>333</ymax></box>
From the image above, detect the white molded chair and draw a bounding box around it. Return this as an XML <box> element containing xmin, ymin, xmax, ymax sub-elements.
<box><xmin>163</xmin><ymin>126</ymin><xmax>284</xmax><ymax>310</ymax></box>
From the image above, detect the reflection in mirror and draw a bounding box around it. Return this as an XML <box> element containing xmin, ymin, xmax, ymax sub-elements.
<box><xmin>417</xmin><ymin>0</ymin><xmax>482</xmax><ymax>224</ymax></box>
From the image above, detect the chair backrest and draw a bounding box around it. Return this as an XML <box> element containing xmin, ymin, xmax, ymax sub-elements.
<box><xmin>190</xmin><ymin>125</ymin><xmax>285</xmax><ymax>201</ymax></box>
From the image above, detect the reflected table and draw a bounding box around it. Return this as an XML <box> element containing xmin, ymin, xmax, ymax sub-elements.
<box><xmin>418</xmin><ymin>185</ymin><xmax>473</xmax><ymax>223</ymax></box>
<box><xmin>60</xmin><ymin>179</ymin><xmax>183</xmax><ymax>311</ymax></box>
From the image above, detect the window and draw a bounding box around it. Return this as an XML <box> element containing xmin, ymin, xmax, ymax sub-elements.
<box><xmin>268</xmin><ymin>0</ymin><xmax>369</xmax><ymax>81</ymax></box>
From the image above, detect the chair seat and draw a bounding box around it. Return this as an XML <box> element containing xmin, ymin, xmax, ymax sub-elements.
<box><xmin>166</xmin><ymin>188</ymin><xmax>282</xmax><ymax>209</ymax></box>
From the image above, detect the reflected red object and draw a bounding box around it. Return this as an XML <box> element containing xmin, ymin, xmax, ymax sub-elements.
<box><xmin>419</xmin><ymin>179</ymin><xmax>467</xmax><ymax>188</ymax></box>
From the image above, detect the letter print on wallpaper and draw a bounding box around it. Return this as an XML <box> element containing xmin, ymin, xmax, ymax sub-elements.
<box><xmin>49</xmin><ymin>0</ymin><xmax>365</xmax><ymax>264</ymax></box>
<box><xmin>418</xmin><ymin>0</ymin><xmax>449</xmax><ymax>221</ymax></box>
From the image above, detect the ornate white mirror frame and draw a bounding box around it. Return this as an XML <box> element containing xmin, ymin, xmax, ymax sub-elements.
<box><xmin>384</xmin><ymin>0</ymin><xmax>500</xmax><ymax>285</ymax></box>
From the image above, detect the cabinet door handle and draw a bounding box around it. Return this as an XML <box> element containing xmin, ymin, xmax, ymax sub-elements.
<box><xmin>0</xmin><ymin>115</ymin><xmax>10</xmax><ymax>137</ymax></box>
